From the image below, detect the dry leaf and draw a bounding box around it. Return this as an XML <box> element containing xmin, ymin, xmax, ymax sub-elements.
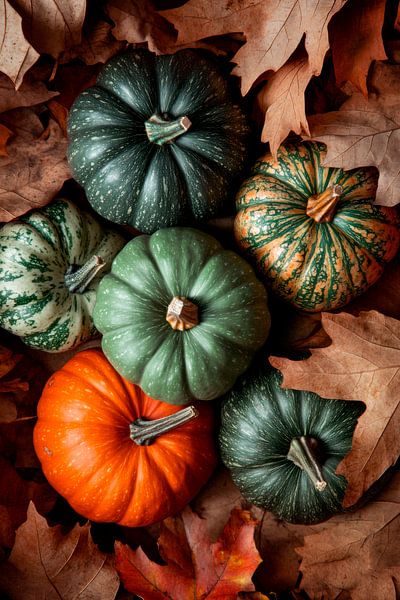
<box><xmin>0</xmin><ymin>1</ymin><xmax>39</xmax><ymax>88</ymax></box>
<box><xmin>47</xmin><ymin>100</ymin><xmax>69</xmax><ymax>137</ymax></box>
<box><xmin>296</xmin><ymin>472</ymin><xmax>400</xmax><ymax>600</ymax></box>
<box><xmin>257</xmin><ymin>54</ymin><xmax>311</xmax><ymax>156</ymax></box>
<box><xmin>0</xmin><ymin>502</ymin><xmax>120</xmax><ymax>599</ymax></box>
<box><xmin>0</xmin><ymin>71</ymin><xmax>57</xmax><ymax>114</ymax></box>
<box><xmin>107</xmin><ymin>0</ymin><xmax>176</xmax><ymax>53</ymax></box>
<box><xmin>270</xmin><ymin>310</ymin><xmax>400</xmax><ymax>507</ymax></box>
<box><xmin>60</xmin><ymin>20</ymin><xmax>126</xmax><ymax>65</ymax></box>
<box><xmin>308</xmin><ymin>61</ymin><xmax>400</xmax><ymax>206</ymax></box>
<box><xmin>329</xmin><ymin>0</ymin><xmax>387</xmax><ymax>95</ymax></box>
<box><xmin>162</xmin><ymin>0</ymin><xmax>346</xmax><ymax>95</ymax></box>
<box><xmin>12</xmin><ymin>0</ymin><xmax>86</xmax><ymax>58</ymax></box>
<box><xmin>0</xmin><ymin>108</ymin><xmax>70</xmax><ymax>222</ymax></box>
<box><xmin>0</xmin><ymin>124</ymin><xmax>12</xmax><ymax>156</ymax></box>
<box><xmin>116</xmin><ymin>507</ymin><xmax>261</xmax><ymax>599</ymax></box>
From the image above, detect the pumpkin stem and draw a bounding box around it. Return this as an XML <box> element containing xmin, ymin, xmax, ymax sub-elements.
<box><xmin>166</xmin><ymin>296</ymin><xmax>199</xmax><ymax>331</ymax></box>
<box><xmin>144</xmin><ymin>114</ymin><xmax>192</xmax><ymax>145</ymax></box>
<box><xmin>130</xmin><ymin>405</ymin><xmax>199</xmax><ymax>446</ymax></box>
<box><xmin>306</xmin><ymin>185</ymin><xmax>343</xmax><ymax>223</ymax></box>
<box><xmin>64</xmin><ymin>255</ymin><xmax>105</xmax><ymax>294</ymax></box>
<box><xmin>287</xmin><ymin>436</ymin><xmax>327</xmax><ymax>492</ymax></box>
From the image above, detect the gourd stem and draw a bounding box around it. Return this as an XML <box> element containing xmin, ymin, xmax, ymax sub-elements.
<box><xmin>166</xmin><ymin>296</ymin><xmax>199</xmax><ymax>331</ymax></box>
<box><xmin>145</xmin><ymin>114</ymin><xmax>192</xmax><ymax>145</ymax></box>
<box><xmin>64</xmin><ymin>255</ymin><xmax>105</xmax><ymax>294</ymax></box>
<box><xmin>130</xmin><ymin>405</ymin><xmax>199</xmax><ymax>446</ymax></box>
<box><xmin>306</xmin><ymin>184</ymin><xmax>343</xmax><ymax>223</ymax></box>
<box><xmin>287</xmin><ymin>436</ymin><xmax>327</xmax><ymax>492</ymax></box>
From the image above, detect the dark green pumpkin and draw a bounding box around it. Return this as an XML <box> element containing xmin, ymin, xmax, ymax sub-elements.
<box><xmin>93</xmin><ymin>227</ymin><xmax>270</xmax><ymax>405</ymax></box>
<box><xmin>67</xmin><ymin>49</ymin><xmax>248</xmax><ymax>234</ymax></box>
<box><xmin>219</xmin><ymin>365</ymin><xmax>363</xmax><ymax>524</ymax></box>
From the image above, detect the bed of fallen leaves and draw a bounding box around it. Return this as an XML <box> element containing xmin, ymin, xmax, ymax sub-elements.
<box><xmin>1</xmin><ymin>1</ymin><xmax>400</xmax><ymax>599</ymax></box>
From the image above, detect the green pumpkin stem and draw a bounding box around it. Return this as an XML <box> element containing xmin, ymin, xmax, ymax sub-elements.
<box><xmin>166</xmin><ymin>296</ymin><xmax>199</xmax><ymax>331</ymax></box>
<box><xmin>306</xmin><ymin>184</ymin><xmax>343</xmax><ymax>223</ymax></box>
<box><xmin>287</xmin><ymin>436</ymin><xmax>327</xmax><ymax>492</ymax></box>
<box><xmin>145</xmin><ymin>114</ymin><xmax>192</xmax><ymax>145</ymax></box>
<box><xmin>130</xmin><ymin>405</ymin><xmax>199</xmax><ymax>446</ymax></box>
<box><xmin>64</xmin><ymin>255</ymin><xmax>105</xmax><ymax>294</ymax></box>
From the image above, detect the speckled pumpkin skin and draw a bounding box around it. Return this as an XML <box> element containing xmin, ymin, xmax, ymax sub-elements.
<box><xmin>0</xmin><ymin>199</ymin><xmax>125</xmax><ymax>352</ymax></box>
<box><xmin>93</xmin><ymin>227</ymin><xmax>270</xmax><ymax>405</ymax></box>
<box><xmin>68</xmin><ymin>49</ymin><xmax>248</xmax><ymax>234</ymax></box>
<box><xmin>220</xmin><ymin>366</ymin><xmax>364</xmax><ymax>524</ymax></box>
<box><xmin>235</xmin><ymin>141</ymin><xmax>400</xmax><ymax>312</ymax></box>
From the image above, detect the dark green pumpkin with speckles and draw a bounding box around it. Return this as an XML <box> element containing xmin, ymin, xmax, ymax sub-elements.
<box><xmin>220</xmin><ymin>365</ymin><xmax>363</xmax><ymax>524</ymax></box>
<box><xmin>93</xmin><ymin>227</ymin><xmax>270</xmax><ymax>404</ymax></box>
<box><xmin>67</xmin><ymin>49</ymin><xmax>248</xmax><ymax>234</ymax></box>
<box><xmin>0</xmin><ymin>199</ymin><xmax>125</xmax><ymax>352</ymax></box>
<box><xmin>235</xmin><ymin>141</ymin><xmax>400</xmax><ymax>312</ymax></box>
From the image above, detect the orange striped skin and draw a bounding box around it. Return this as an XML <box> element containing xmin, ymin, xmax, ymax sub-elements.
<box><xmin>33</xmin><ymin>349</ymin><xmax>216</xmax><ymax>527</ymax></box>
<box><xmin>235</xmin><ymin>142</ymin><xmax>400</xmax><ymax>312</ymax></box>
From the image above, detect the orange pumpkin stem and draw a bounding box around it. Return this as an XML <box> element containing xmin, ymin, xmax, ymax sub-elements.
<box><xmin>130</xmin><ymin>405</ymin><xmax>199</xmax><ymax>446</ymax></box>
<box><xmin>306</xmin><ymin>184</ymin><xmax>343</xmax><ymax>223</ymax></box>
<box><xmin>287</xmin><ymin>436</ymin><xmax>327</xmax><ymax>492</ymax></box>
<box><xmin>166</xmin><ymin>296</ymin><xmax>199</xmax><ymax>331</ymax></box>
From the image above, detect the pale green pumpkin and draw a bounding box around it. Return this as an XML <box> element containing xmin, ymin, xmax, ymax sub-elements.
<box><xmin>0</xmin><ymin>199</ymin><xmax>125</xmax><ymax>352</ymax></box>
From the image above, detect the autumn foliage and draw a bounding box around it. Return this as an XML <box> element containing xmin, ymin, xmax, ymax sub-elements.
<box><xmin>1</xmin><ymin>1</ymin><xmax>400</xmax><ymax>599</ymax></box>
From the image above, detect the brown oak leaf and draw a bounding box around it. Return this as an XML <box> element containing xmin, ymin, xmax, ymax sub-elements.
<box><xmin>106</xmin><ymin>0</ymin><xmax>176</xmax><ymax>53</ymax></box>
<box><xmin>270</xmin><ymin>310</ymin><xmax>400</xmax><ymax>507</ymax></box>
<box><xmin>0</xmin><ymin>71</ymin><xmax>58</xmax><ymax>114</ymax></box>
<box><xmin>0</xmin><ymin>1</ymin><xmax>39</xmax><ymax>88</ymax></box>
<box><xmin>0</xmin><ymin>108</ymin><xmax>70</xmax><ymax>222</ymax></box>
<box><xmin>308</xmin><ymin>61</ymin><xmax>400</xmax><ymax>206</ymax></box>
<box><xmin>296</xmin><ymin>472</ymin><xmax>400</xmax><ymax>600</ymax></box>
<box><xmin>0</xmin><ymin>502</ymin><xmax>120</xmax><ymax>599</ymax></box>
<box><xmin>329</xmin><ymin>0</ymin><xmax>387</xmax><ymax>95</ymax></box>
<box><xmin>115</xmin><ymin>507</ymin><xmax>261</xmax><ymax>599</ymax></box>
<box><xmin>11</xmin><ymin>0</ymin><xmax>86</xmax><ymax>58</ymax></box>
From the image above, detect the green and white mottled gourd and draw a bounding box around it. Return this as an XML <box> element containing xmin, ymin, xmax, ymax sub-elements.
<box><xmin>93</xmin><ymin>227</ymin><xmax>270</xmax><ymax>404</ymax></box>
<box><xmin>0</xmin><ymin>199</ymin><xmax>125</xmax><ymax>352</ymax></box>
<box><xmin>235</xmin><ymin>141</ymin><xmax>400</xmax><ymax>312</ymax></box>
<box><xmin>220</xmin><ymin>366</ymin><xmax>364</xmax><ymax>524</ymax></box>
<box><xmin>67</xmin><ymin>49</ymin><xmax>248</xmax><ymax>234</ymax></box>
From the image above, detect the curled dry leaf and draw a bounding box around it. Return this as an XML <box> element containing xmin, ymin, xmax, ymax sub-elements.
<box><xmin>296</xmin><ymin>472</ymin><xmax>400</xmax><ymax>600</ymax></box>
<box><xmin>60</xmin><ymin>20</ymin><xmax>126</xmax><ymax>66</ymax></box>
<box><xmin>0</xmin><ymin>108</ymin><xmax>70</xmax><ymax>222</ymax></box>
<box><xmin>270</xmin><ymin>310</ymin><xmax>400</xmax><ymax>507</ymax></box>
<box><xmin>0</xmin><ymin>1</ymin><xmax>39</xmax><ymax>88</ymax></box>
<box><xmin>0</xmin><ymin>71</ymin><xmax>58</xmax><ymax>114</ymax></box>
<box><xmin>308</xmin><ymin>61</ymin><xmax>400</xmax><ymax>206</ymax></box>
<box><xmin>329</xmin><ymin>0</ymin><xmax>387</xmax><ymax>95</ymax></box>
<box><xmin>11</xmin><ymin>0</ymin><xmax>86</xmax><ymax>58</ymax></box>
<box><xmin>0</xmin><ymin>503</ymin><xmax>120</xmax><ymax>600</ymax></box>
<box><xmin>106</xmin><ymin>0</ymin><xmax>176</xmax><ymax>53</ymax></box>
<box><xmin>115</xmin><ymin>507</ymin><xmax>261</xmax><ymax>599</ymax></box>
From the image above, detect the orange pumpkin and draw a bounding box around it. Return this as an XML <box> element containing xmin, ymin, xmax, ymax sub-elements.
<box><xmin>33</xmin><ymin>349</ymin><xmax>216</xmax><ymax>527</ymax></box>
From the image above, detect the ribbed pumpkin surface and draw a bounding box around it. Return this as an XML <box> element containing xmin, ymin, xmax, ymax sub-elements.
<box><xmin>235</xmin><ymin>142</ymin><xmax>400</xmax><ymax>312</ymax></box>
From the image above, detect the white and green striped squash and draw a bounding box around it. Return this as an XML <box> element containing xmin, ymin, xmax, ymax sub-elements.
<box><xmin>0</xmin><ymin>199</ymin><xmax>125</xmax><ymax>352</ymax></box>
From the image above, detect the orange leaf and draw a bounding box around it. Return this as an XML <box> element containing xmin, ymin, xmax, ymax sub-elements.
<box><xmin>0</xmin><ymin>125</ymin><xmax>12</xmax><ymax>157</ymax></box>
<box><xmin>115</xmin><ymin>507</ymin><xmax>262</xmax><ymax>599</ymax></box>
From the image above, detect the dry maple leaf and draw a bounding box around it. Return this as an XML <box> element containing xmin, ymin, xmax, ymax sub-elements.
<box><xmin>308</xmin><ymin>61</ymin><xmax>400</xmax><ymax>206</ymax></box>
<box><xmin>0</xmin><ymin>1</ymin><xmax>39</xmax><ymax>88</ymax></box>
<box><xmin>296</xmin><ymin>471</ymin><xmax>400</xmax><ymax>600</ymax></box>
<box><xmin>0</xmin><ymin>502</ymin><xmax>120</xmax><ymax>600</ymax></box>
<box><xmin>106</xmin><ymin>0</ymin><xmax>176</xmax><ymax>53</ymax></box>
<box><xmin>270</xmin><ymin>310</ymin><xmax>400</xmax><ymax>507</ymax></box>
<box><xmin>0</xmin><ymin>108</ymin><xmax>70</xmax><ymax>222</ymax></box>
<box><xmin>115</xmin><ymin>507</ymin><xmax>261</xmax><ymax>599</ymax></box>
<box><xmin>11</xmin><ymin>0</ymin><xmax>86</xmax><ymax>58</ymax></box>
<box><xmin>329</xmin><ymin>0</ymin><xmax>387</xmax><ymax>95</ymax></box>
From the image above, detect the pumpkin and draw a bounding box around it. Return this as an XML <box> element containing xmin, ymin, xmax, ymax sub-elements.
<box><xmin>93</xmin><ymin>227</ymin><xmax>270</xmax><ymax>404</ymax></box>
<box><xmin>234</xmin><ymin>141</ymin><xmax>400</xmax><ymax>312</ymax></box>
<box><xmin>33</xmin><ymin>349</ymin><xmax>216</xmax><ymax>527</ymax></box>
<box><xmin>0</xmin><ymin>199</ymin><xmax>125</xmax><ymax>352</ymax></box>
<box><xmin>67</xmin><ymin>49</ymin><xmax>248</xmax><ymax>234</ymax></box>
<box><xmin>219</xmin><ymin>365</ymin><xmax>364</xmax><ymax>524</ymax></box>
